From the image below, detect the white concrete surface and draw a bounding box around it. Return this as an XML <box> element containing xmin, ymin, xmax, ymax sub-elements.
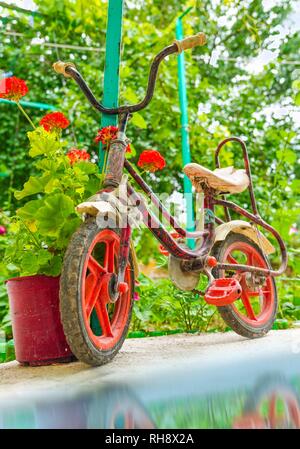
<box><xmin>0</xmin><ymin>329</ymin><xmax>299</xmax><ymax>399</ymax></box>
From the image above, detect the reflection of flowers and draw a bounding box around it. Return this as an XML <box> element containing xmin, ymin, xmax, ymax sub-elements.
<box><xmin>137</xmin><ymin>150</ymin><xmax>166</xmax><ymax>172</ymax></box>
<box><xmin>67</xmin><ymin>148</ymin><xmax>91</xmax><ymax>165</ymax></box>
<box><xmin>0</xmin><ymin>76</ymin><xmax>28</xmax><ymax>102</ymax></box>
<box><xmin>39</xmin><ymin>112</ymin><xmax>70</xmax><ymax>132</ymax></box>
<box><xmin>0</xmin><ymin>226</ymin><xmax>7</xmax><ymax>235</ymax></box>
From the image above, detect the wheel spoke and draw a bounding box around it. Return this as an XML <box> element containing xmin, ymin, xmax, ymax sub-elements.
<box><xmin>261</xmin><ymin>282</ymin><xmax>270</xmax><ymax>293</ymax></box>
<box><xmin>105</xmin><ymin>240</ymin><xmax>115</xmax><ymax>273</ymax></box>
<box><xmin>227</xmin><ymin>254</ymin><xmax>238</xmax><ymax>264</ymax></box>
<box><xmin>85</xmin><ymin>273</ymin><xmax>102</xmax><ymax>319</ymax></box>
<box><xmin>88</xmin><ymin>255</ymin><xmax>105</xmax><ymax>277</ymax></box>
<box><xmin>94</xmin><ymin>301</ymin><xmax>113</xmax><ymax>337</ymax></box>
<box><xmin>247</xmin><ymin>251</ymin><xmax>254</xmax><ymax>266</ymax></box>
<box><xmin>222</xmin><ymin>241</ymin><xmax>276</xmax><ymax>328</ymax></box>
<box><xmin>246</xmin><ymin>291</ymin><xmax>260</xmax><ymax>297</ymax></box>
<box><xmin>241</xmin><ymin>290</ymin><xmax>257</xmax><ymax>320</ymax></box>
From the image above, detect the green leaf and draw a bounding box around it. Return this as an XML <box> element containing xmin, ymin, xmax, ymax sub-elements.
<box><xmin>84</xmin><ymin>176</ymin><xmax>101</xmax><ymax>197</ymax></box>
<box><xmin>27</xmin><ymin>127</ymin><xmax>62</xmax><ymax>158</ymax></box>
<box><xmin>14</xmin><ymin>175</ymin><xmax>50</xmax><ymax>200</ymax></box>
<box><xmin>56</xmin><ymin>217</ymin><xmax>81</xmax><ymax>248</ymax></box>
<box><xmin>44</xmin><ymin>178</ymin><xmax>62</xmax><ymax>194</ymax></box>
<box><xmin>35</xmin><ymin>193</ymin><xmax>75</xmax><ymax>236</ymax></box>
<box><xmin>131</xmin><ymin>113</ymin><xmax>147</xmax><ymax>129</ymax></box>
<box><xmin>123</xmin><ymin>87</ymin><xmax>139</xmax><ymax>104</ymax></box>
<box><xmin>284</xmin><ymin>149</ymin><xmax>297</xmax><ymax>164</ymax></box>
<box><xmin>35</xmin><ymin>158</ymin><xmax>63</xmax><ymax>172</ymax></box>
<box><xmin>295</xmin><ymin>91</ymin><xmax>300</xmax><ymax>106</ymax></box>
<box><xmin>73</xmin><ymin>161</ymin><xmax>98</xmax><ymax>175</ymax></box>
<box><xmin>21</xmin><ymin>253</ymin><xmax>39</xmax><ymax>275</ymax></box>
<box><xmin>37</xmin><ymin>249</ymin><xmax>52</xmax><ymax>266</ymax></box>
<box><xmin>17</xmin><ymin>199</ymin><xmax>44</xmax><ymax>221</ymax></box>
<box><xmin>291</xmin><ymin>179</ymin><xmax>300</xmax><ymax>191</ymax></box>
<box><xmin>43</xmin><ymin>255</ymin><xmax>62</xmax><ymax>276</ymax></box>
<box><xmin>292</xmin><ymin>80</ymin><xmax>300</xmax><ymax>90</ymax></box>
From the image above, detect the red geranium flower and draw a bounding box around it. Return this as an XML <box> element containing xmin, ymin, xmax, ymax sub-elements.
<box><xmin>0</xmin><ymin>76</ymin><xmax>28</xmax><ymax>102</ymax></box>
<box><xmin>39</xmin><ymin>112</ymin><xmax>70</xmax><ymax>132</ymax></box>
<box><xmin>137</xmin><ymin>150</ymin><xmax>166</xmax><ymax>172</ymax></box>
<box><xmin>95</xmin><ymin>126</ymin><xmax>131</xmax><ymax>152</ymax></box>
<box><xmin>95</xmin><ymin>126</ymin><xmax>118</xmax><ymax>145</ymax></box>
<box><xmin>67</xmin><ymin>148</ymin><xmax>91</xmax><ymax>165</ymax></box>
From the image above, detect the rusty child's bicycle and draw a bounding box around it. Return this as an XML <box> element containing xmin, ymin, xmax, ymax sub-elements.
<box><xmin>53</xmin><ymin>32</ymin><xmax>287</xmax><ymax>366</ymax></box>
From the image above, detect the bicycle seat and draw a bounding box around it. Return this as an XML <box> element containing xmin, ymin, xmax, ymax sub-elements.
<box><xmin>183</xmin><ymin>164</ymin><xmax>249</xmax><ymax>194</ymax></box>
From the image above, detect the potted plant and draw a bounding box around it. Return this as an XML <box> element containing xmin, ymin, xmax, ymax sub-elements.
<box><xmin>1</xmin><ymin>76</ymin><xmax>101</xmax><ymax>365</ymax></box>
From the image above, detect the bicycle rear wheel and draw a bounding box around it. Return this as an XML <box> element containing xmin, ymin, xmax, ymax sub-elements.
<box><xmin>211</xmin><ymin>233</ymin><xmax>277</xmax><ymax>338</ymax></box>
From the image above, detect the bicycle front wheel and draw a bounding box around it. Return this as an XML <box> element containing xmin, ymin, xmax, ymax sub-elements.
<box><xmin>59</xmin><ymin>218</ymin><xmax>135</xmax><ymax>366</ymax></box>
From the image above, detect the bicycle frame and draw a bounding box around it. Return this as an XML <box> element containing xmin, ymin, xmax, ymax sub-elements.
<box><xmin>54</xmin><ymin>34</ymin><xmax>290</xmax><ymax>366</ymax></box>
<box><xmin>101</xmin><ymin>128</ymin><xmax>287</xmax><ymax>282</ymax></box>
<box><xmin>53</xmin><ymin>38</ymin><xmax>287</xmax><ymax>283</ymax></box>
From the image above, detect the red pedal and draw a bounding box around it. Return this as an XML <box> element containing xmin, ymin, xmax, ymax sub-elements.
<box><xmin>204</xmin><ymin>278</ymin><xmax>242</xmax><ymax>306</ymax></box>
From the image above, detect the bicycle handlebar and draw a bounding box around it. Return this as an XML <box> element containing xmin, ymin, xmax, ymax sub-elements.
<box><xmin>174</xmin><ymin>32</ymin><xmax>206</xmax><ymax>53</ymax></box>
<box><xmin>53</xmin><ymin>33</ymin><xmax>206</xmax><ymax>115</ymax></box>
<box><xmin>52</xmin><ymin>61</ymin><xmax>76</xmax><ymax>77</ymax></box>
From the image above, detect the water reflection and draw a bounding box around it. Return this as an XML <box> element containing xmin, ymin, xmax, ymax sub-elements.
<box><xmin>233</xmin><ymin>375</ymin><xmax>300</xmax><ymax>429</ymax></box>
<box><xmin>1</xmin><ymin>352</ymin><xmax>300</xmax><ymax>429</ymax></box>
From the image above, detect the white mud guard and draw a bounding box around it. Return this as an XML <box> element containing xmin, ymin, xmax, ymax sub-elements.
<box><xmin>214</xmin><ymin>220</ymin><xmax>275</xmax><ymax>255</ymax></box>
<box><xmin>76</xmin><ymin>195</ymin><xmax>140</xmax><ymax>277</ymax></box>
<box><xmin>76</xmin><ymin>199</ymin><xmax>117</xmax><ymax>220</ymax></box>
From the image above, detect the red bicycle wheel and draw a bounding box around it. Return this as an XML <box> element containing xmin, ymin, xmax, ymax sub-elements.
<box><xmin>60</xmin><ymin>219</ymin><xmax>134</xmax><ymax>366</ymax></box>
<box><xmin>82</xmin><ymin>228</ymin><xmax>132</xmax><ymax>351</ymax></box>
<box><xmin>211</xmin><ymin>233</ymin><xmax>277</xmax><ymax>338</ymax></box>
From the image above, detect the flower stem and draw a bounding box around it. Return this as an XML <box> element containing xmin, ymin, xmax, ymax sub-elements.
<box><xmin>100</xmin><ymin>149</ymin><xmax>109</xmax><ymax>187</ymax></box>
<box><xmin>17</xmin><ymin>102</ymin><xmax>36</xmax><ymax>129</ymax></box>
<box><xmin>19</xmin><ymin>218</ymin><xmax>40</xmax><ymax>248</ymax></box>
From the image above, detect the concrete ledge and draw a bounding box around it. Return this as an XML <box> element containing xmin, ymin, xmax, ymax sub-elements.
<box><xmin>0</xmin><ymin>330</ymin><xmax>299</xmax><ymax>398</ymax></box>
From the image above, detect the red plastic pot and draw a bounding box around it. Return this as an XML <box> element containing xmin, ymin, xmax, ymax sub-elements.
<box><xmin>6</xmin><ymin>275</ymin><xmax>74</xmax><ymax>366</ymax></box>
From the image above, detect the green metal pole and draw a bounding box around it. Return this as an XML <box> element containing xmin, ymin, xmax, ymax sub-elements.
<box><xmin>0</xmin><ymin>98</ymin><xmax>56</xmax><ymax>110</ymax></box>
<box><xmin>176</xmin><ymin>9</ymin><xmax>195</xmax><ymax>249</ymax></box>
<box><xmin>99</xmin><ymin>0</ymin><xmax>124</xmax><ymax>169</ymax></box>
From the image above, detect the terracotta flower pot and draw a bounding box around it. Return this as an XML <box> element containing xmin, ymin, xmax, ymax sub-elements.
<box><xmin>6</xmin><ymin>275</ymin><xmax>74</xmax><ymax>366</ymax></box>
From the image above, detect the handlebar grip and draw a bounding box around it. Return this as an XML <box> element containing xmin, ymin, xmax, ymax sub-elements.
<box><xmin>174</xmin><ymin>32</ymin><xmax>206</xmax><ymax>53</ymax></box>
<box><xmin>52</xmin><ymin>61</ymin><xmax>76</xmax><ymax>78</ymax></box>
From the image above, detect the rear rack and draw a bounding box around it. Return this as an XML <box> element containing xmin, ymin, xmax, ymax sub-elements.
<box><xmin>212</xmin><ymin>137</ymin><xmax>288</xmax><ymax>277</ymax></box>
<box><xmin>214</xmin><ymin>137</ymin><xmax>258</xmax><ymax>221</ymax></box>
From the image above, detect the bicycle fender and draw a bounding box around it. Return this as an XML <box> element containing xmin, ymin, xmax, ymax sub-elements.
<box><xmin>76</xmin><ymin>199</ymin><xmax>117</xmax><ymax>218</ymax></box>
<box><xmin>76</xmin><ymin>199</ymin><xmax>140</xmax><ymax>277</ymax></box>
<box><xmin>214</xmin><ymin>220</ymin><xmax>275</xmax><ymax>255</ymax></box>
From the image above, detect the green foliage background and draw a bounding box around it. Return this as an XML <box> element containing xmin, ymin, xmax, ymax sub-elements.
<box><xmin>0</xmin><ymin>0</ymin><xmax>299</xmax><ymax>337</ymax></box>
